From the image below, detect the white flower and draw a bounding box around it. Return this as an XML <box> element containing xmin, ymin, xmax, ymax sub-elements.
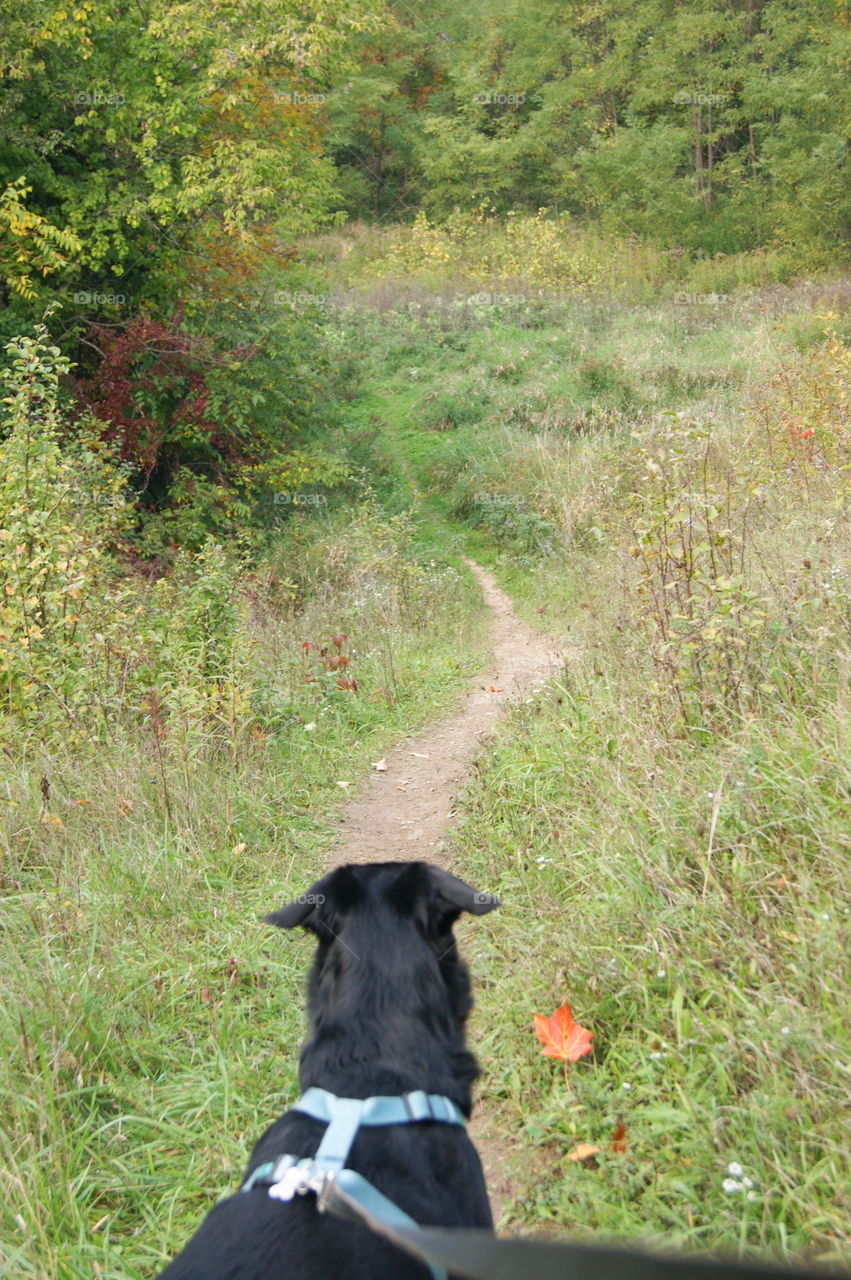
<box><xmin>622</xmin><ymin>1082</ymin><xmax>632</xmax><ymax>1091</ymax></box>
<box><xmin>657</xmin><ymin>968</ymin><xmax>666</xmax><ymax>978</ymax></box>
<box><xmin>723</xmin><ymin>1178</ymin><xmax>744</xmax><ymax>1194</ymax></box>
<box><xmin>781</xmin><ymin>1026</ymin><xmax>790</xmax><ymax>1035</ymax></box>
<box><xmin>747</xmin><ymin>1190</ymin><xmax>759</xmax><ymax>1202</ymax></box>
<box><xmin>304</xmin><ymin>722</ymin><xmax>317</xmax><ymax>731</ymax></box>
<box><xmin>727</xmin><ymin>1162</ymin><xmax>744</xmax><ymax>1177</ymax></box>
<box><xmin>742</xmin><ymin>1177</ymin><xmax>754</xmax><ymax>1189</ymax></box>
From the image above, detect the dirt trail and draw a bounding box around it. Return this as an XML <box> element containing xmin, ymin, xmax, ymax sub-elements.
<box><xmin>323</xmin><ymin>560</ymin><xmax>562</xmax><ymax>1221</ymax></box>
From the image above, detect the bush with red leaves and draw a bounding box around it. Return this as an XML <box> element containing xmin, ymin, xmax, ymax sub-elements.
<box><xmin>74</xmin><ymin>315</ymin><xmax>257</xmax><ymax>503</ymax></box>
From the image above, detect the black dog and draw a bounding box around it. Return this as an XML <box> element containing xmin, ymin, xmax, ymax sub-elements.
<box><xmin>157</xmin><ymin>861</ymin><xmax>498</xmax><ymax>1278</ymax></box>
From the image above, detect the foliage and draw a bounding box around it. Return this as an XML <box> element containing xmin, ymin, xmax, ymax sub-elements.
<box><xmin>0</xmin><ymin>0</ymin><xmax>381</xmax><ymax>317</ymax></box>
<box><xmin>325</xmin><ymin>0</ymin><xmax>849</xmax><ymax>263</ymax></box>
<box><xmin>0</xmin><ymin>178</ymin><xmax>81</xmax><ymax>301</ymax></box>
<box><xmin>71</xmin><ymin>297</ymin><xmax>351</xmax><ymax>551</ymax></box>
<box><xmin>624</xmin><ymin>336</ymin><xmax>850</xmax><ymax>729</ymax></box>
<box><xmin>0</xmin><ymin>322</ymin><xmax>130</xmax><ymax>742</ymax></box>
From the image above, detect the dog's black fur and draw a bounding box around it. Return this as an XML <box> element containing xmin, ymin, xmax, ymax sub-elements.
<box><xmin>157</xmin><ymin>861</ymin><xmax>498</xmax><ymax>1279</ymax></box>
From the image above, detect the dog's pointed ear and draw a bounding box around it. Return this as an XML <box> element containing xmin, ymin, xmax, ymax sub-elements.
<box><xmin>264</xmin><ymin>866</ymin><xmax>365</xmax><ymax>931</ymax></box>
<box><xmin>427</xmin><ymin>866</ymin><xmax>499</xmax><ymax>916</ymax></box>
<box><xmin>264</xmin><ymin>871</ymin><xmax>335</xmax><ymax>930</ymax></box>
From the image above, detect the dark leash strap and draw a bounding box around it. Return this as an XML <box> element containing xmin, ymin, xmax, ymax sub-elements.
<box><xmin>322</xmin><ymin>1175</ymin><xmax>835</xmax><ymax>1280</ymax></box>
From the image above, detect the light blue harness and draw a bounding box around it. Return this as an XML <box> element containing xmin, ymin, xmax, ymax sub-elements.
<box><xmin>241</xmin><ymin>1087</ymin><xmax>467</xmax><ymax>1280</ymax></box>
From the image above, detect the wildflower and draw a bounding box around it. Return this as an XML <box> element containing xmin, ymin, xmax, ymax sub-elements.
<box><xmin>621</xmin><ymin>1082</ymin><xmax>632</xmax><ymax>1092</ymax></box>
<box><xmin>304</xmin><ymin>722</ymin><xmax>317</xmax><ymax>731</ymax></box>
<box><xmin>723</xmin><ymin>1162</ymin><xmax>758</xmax><ymax>1198</ymax></box>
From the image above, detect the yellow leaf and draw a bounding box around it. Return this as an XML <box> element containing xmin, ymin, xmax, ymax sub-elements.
<box><xmin>567</xmin><ymin>1143</ymin><xmax>601</xmax><ymax>1163</ymax></box>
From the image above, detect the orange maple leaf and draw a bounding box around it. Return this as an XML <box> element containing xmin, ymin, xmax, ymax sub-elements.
<box><xmin>533</xmin><ymin>1003</ymin><xmax>594</xmax><ymax>1063</ymax></box>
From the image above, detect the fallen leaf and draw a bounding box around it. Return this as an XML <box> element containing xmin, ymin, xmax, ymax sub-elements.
<box><xmin>372</xmin><ymin>758</ymin><xmax>388</xmax><ymax>772</ymax></box>
<box><xmin>533</xmin><ymin>1003</ymin><xmax>594</xmax><ymax>1063</ymax></box>
<box><xmin>489</xmin><ymin>686</ymin><xmax>505</xmax><ymax>692</ymax></box>
<box><xmin>567</xmin><ymin>1142</ymin><xmax>601</xmax><ymax>1164</ymax></box>
<box><xmin>40</xmin><ymin>814</ymin><xmax>64</xmax><ymax>829</ymax></box>
<box><xmin>611</xmin><ymin>1119</ymin><xmax>628</xmax><ymax>1153</ymax></box>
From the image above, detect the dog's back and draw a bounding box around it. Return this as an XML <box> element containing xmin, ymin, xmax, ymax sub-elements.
<box><xmin>158</xmin><ymin>862</ymin><xmax>497</xmax><ymax>1278</ymax></box>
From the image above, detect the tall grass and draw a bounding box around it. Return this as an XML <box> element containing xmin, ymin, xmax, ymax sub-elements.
<box><xmin>0</xmin><ymin>507</ymin><xmax>487</xmax><ymax>1278</ymax></box>
<box><xmin>323</xmin><ymin>261</ymin><xmax>851</xmax><ymax>1265</ymax></box>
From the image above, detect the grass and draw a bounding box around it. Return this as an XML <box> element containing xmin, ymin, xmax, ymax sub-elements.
<box><xmin>3</xmin><ymin>218</ymin><xmax>849</xmax><ymax>1275</ymax></box>
<box><xmin>0</xmin><ymin>508</ymin><xmax>489</xmax><ymax>1278</ymax></box>
<box><xmin>453</xmin><ymin>676</ymin><xmax>849</xmax><ymax>1261</ymax></box>
<box><xmin>316</xmin><ymin>253</ymin><xmax>850</xmax><ymax>1265</ymax></box>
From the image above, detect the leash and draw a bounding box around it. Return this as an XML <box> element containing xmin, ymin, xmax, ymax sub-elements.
<box><xmin>241</xmin><ymin>1087</ymin><xmax>467</xmax><ymax>1280</ymax></box>
<box><xmin>320</xmin><ymin>1186</ymin><xmax>836</xmax><ymax>1280</ymax></box>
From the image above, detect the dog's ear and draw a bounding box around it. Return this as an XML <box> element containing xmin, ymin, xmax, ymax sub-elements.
<box><xmin>263</xmin><ymin>870</ymin><xmax>333</xmax><ymax>930</ymax></box>
<box><xmin>427</xmin><ymin>866</ymin><xmax>500</xmax><ymax>916</ymax></box>
<box><xmin>264</xmin><ymin>866</ymin><xmax>364</xmax><ymax>931</ymax></box>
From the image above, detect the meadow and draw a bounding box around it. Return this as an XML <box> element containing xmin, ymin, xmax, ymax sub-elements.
<box><xmin>1</xmin><ymin>224</ymin><xmax>849</xmax><ymax>1274</ymax></box>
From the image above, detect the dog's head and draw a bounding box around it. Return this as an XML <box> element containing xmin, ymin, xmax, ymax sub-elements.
<box><xmin>264</xmin><ymin>863</ymin><xmax>498</xmax><ymax>1097</ymax></box>
<box><xmin>265</xmin><ymin>861</ymin><xmax>498</xmax><ymax>936</ymax></box>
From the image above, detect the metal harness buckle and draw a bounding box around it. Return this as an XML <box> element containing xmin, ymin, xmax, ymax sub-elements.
<box><xmin>267</xmin><ymin>1157</ymin><xmax>335</xmax><ymax>1203</ymax></box>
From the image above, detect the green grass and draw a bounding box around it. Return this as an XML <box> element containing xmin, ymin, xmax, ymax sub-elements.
<box><xmin>319</xmin><ymin>265</ymin><xmax>850</xmax><ymax>1266</ymax></box>
<box><xmin>453</xmin><ymin>676</ymin><xmax>849</xmax><ymax>1262</ymax></box>
<box><xmin>0</xmin><ymin>508</ymin><xmax>489</xmax><ymax>1278</ymax></box>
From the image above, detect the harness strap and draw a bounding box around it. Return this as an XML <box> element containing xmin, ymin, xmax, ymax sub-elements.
<box><xmin>294</xmin><ymin>1087</ymin><xmax>466</xmax><ymax>1130</ymax></box>
<box><xmin>240</xmin><ymin>1088</ymin><xmax>464</xmax><ymax>1280</ymax></box>
<box><xmin>312</xmin><ymin>1096</ymin><xmax>365</xmax><ymax>1172</ymax></box>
